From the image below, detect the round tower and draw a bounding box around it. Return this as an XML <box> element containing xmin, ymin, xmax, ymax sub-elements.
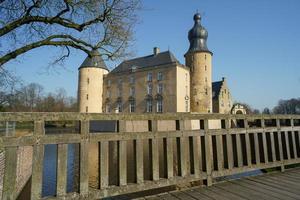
<box><xmin>185</xmin><ymin>13</ymin><xmax>213</xmax><ymax>113</ymax></box>
<box><xmin>78</xmin><ymin>50</ymin><xmax>108</xmax><ymax>113</ymax></box>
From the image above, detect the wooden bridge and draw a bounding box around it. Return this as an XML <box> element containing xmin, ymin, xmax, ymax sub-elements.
<box><xmin>0</xmin><ymin>113</ymin><xmax>300</xmax><ymax>199</ymax></box>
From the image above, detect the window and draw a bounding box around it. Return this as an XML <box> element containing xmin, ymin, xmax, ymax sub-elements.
<box><xmin>107</xmin><ymin>79</ymin><xmax>111</xmax><ymax>86</ymax></box>
<box><xmin>157</xmin><ymin>100</ymin><xmax>163</xmax><ymax>113</ymax></box>
<box><xmin>130</xmin><ymin>87</ymin><xmax>135</xmax><ymax>96</ymax></box>
<box><xmin>185</xmin><ymin>85</ymin><xmax>188</xmax><ymax>96</ymax></box>
<box><xmin>147</xmin><ymin>72</ymin><xmax>153</xmax><ymax>82</ymax></box>
<box><xmin>185</xmin><ymin>73</ymin><xmax>188</xmax><ymax>82</ymax></box>
<box><xmin>205</xmin><ymin>55</ymin><xmax>207</xmax><ymax>60</ymax></box>
<box><xmin>86</xmin><ymin>94</ymin><xmax>88</xmax><ymax>100</ymax></box>
<box><xmin>205</xmin><ymin>88</ymin><xmax>208</xmax><ymax>95</ymax></box>
<box><xmin>147</xmin><ymin>84</ymin><xmax>153</xmax><ymax>95</ymax></box>
<box><xmin>86</xmin><ymin>106</ymin><xmax>88</xmax><ymax>113</ymax></box>
<box><xmin>106</xmin><ymin>104</ymin><xmax>111</xmax><ymax>113</ymax></box>
<box><xmin>205</xmin><ymin>65</ymin><xmax>207</xmax><ymax>71</ymax></box>
<box><xmin>185</xmin><ymin>100</ymin><xmax>189</xmax><ymax>112</ymax></box>
<box><xmin>129</xmin><ymin>75</ymin><xmax>135</xmax><ymax>84</ymax></box>
<box><xmin>87</xmin><ymin>78</ymin><xmax>90</xmax><ymax>84</ymax></box>
<box><xmin>157</xmin><ymin>83</ymin><xmax>163</xmax><ymax>94</ymax></box>
<box><xmin>129</xmin><ymin>100</ymin><xmax>135</xmax><ymax>113</ymax></box>
<box><xmin>117</xmin><ymin>102</ymin><xmax>122</xmax><ymax>113</ymax></box>
<box><xmin>146</xmin><ymin>99</ymin><xmax>152</xmax><ymax>112</ymax></box>
<box><xmin>117</xmin><ymin>87</ymin><xmax>122</xmax><ymax>97</ymax></box>
<box><xmin>157</xmin><ymin>72</ymin><xmax>163</xmax><ymax>81</ymax></box>
<box><xmin>205</xmin><ymin>77</ymin><xmax>207</xmax><ymax>82</ymax></box>
<box><xmin>106</xmin><ymin>90</ymin><xmax>111</xmax><ymax>98</ymax></box>
<box><xmin>118</xmin><ymin>78</ymin><xmax>122</xmax><ymax>85</ymax></box>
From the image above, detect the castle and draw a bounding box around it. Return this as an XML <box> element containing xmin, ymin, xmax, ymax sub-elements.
<box><xmin>78</xmin><ymin>13</ymin><xmax>239</xmax><ymax>114</ymax></box>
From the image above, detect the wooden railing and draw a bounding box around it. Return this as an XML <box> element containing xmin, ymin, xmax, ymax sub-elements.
<box><xmin>0</xmin><ymin>113</ymin><xmax>300</xmax><ymax>200</ymax></box>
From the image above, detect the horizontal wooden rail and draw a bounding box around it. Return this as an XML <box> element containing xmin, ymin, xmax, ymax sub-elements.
<box><xmin>0</xmin><ymin>113</ymin><xmax>299</xmax><ymax>200</ymax></box>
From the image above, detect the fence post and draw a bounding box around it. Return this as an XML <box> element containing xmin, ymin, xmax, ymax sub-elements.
<box><xmin>31</xmin><ymin>120</ymin><xmax>45</xmax><ymax>200</ymax></box>
<box><xmin>80</xmin><ymin>120</ymin><xmax>89</xmax><ymax>198</ymax></box>
<box><xmin>276</xmin><ymin>118</ymin><xmax>284</xmax><ymax>172</ymax></box>
<box><xmin>204</xmin><ymin>119</ymin><xmax>213</xmax><ymax>186</ymax></box>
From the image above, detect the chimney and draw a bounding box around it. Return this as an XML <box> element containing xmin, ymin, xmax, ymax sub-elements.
<box><xmin>153</xmin><ymin>47</ymin><xmax>160</xmax><ymax>55</ymax></box>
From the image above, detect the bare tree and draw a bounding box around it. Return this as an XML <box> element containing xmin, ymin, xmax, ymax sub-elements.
<box><xmin>0</xmin><ymin>0</ymin><xmax>141</xmax><ymax>72</ymax></box>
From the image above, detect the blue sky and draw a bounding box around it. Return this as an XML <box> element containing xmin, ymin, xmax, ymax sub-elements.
<box><xmin>5</xmin><ymin>0</ymin><xmax>300</xmax><ymax>110</ymax></box>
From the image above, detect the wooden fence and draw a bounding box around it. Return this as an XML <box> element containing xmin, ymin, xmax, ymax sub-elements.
<box><xmin>0</xmin><ymin>113</ymin><xmax>300</xmax><ymax>200</ymax></box>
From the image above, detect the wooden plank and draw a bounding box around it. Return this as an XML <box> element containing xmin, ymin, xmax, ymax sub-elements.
<box><xmin>218</xmin><ymin>180</ymin><xmax>275</xmax><ymax>200</ymax></box>
<box><xmin>253</xmin><ymin>133</ymin><xmax>260</xmax><ymax>165</ymax></box>
<box><xmin>119</xmin><ymin>140</ymin><xmax>127</xmax><ymax>186</ymax></box>
<box><xmin>248</xmin><ymin>177</ymin><xmax>300</xmax><ymax>198</ymax></box>
<box><xmin>2</xmin><ymin>146</ymin><xmax>18</xmax><ymax>200</ymax></box>
<box><xmin>192</xmin><ymin>136</ymin><xmax>201</xmax><ymax>177</ymax></box>
<box><xmin>100</xmin><ymin>141</ymin><xmax>109</xmax><ymax>188</ymax></box>
<box><xmin>181</xmin><ymin>189</ymin><xmax>212</xmax><ymax>200</ymax></box>
<box><xmin>135</xmin><ymin>139</ymin><xmax>144</xmax><ymax>184</ymax></box>
<box><xmin>264</xmin><ymin>174</ymin><xmax>300</xmax><ymax>190</ymax></box>
<box><xmin>262</xmin><ymin>132</ymin><xmax>269</xmax><ymax>163</ymax></box>
<box><xmin>179</xmin><ymin>137</ymin><xmax>188</xmax><ymax>177</ymax></box>
<box><xmin>56</xmin><ymin>144</ymin><xmax>68</xmax><ymax>196</ymax></box>
<box><xmin>291</xmin><ymin>131</ymin><xmax>297</xmax><ymax>159</ymax></box>
<box><xmin>269</xmin><ymin>132</ymin><xmax>277</xmax><ymax>162</ymax></box>
<box><xmin>194</xmin><ymin>187</ymin><xmax>232</xmax><ymax>200</ymax></box>
<box><xmin>206</xmin><ymin>185</ymin><xmax>248</xmax><ymax>200</ymax></box>
<box><xmin>31</xmin><ymin>120</ymin><xmax>45</xmax><ymax>200</ymax></box>
<box><xmin>235</xmin><ymin>134</ymin><xmax>243</xmax><ymax>167</ymax></box>
<box><xmin>284</xmin><ymin>131</ymin><xmax>291</xmax><ymax>160</ymax></box>
<box><xmin>226</xmin><ymin>133</ymin><xmax>233</xmax><ymax>170</ymax></box>
<box><xmin>204</xmin><ymin>119</ymin><xmax>212</xmax><ymax>186</ymax></box>
<box><xmin>216</xmin><ymin>134</ymin><xmax>224</xmax><ymax>171</ymax></box>
<box><xmin>169</xmin><ymin>190</ymin><xmax>197</xmax><ymax>200</ymax></box>
<box><xmin>179</xmin><ymin>120</ymin><xmax>188</xmax><ymax>177</ymax></box>
<box><xmin>245</xmin><ymin>133</ymin><xmax>252</xmax><ymax>166</ymax></box>
<box><xmin>166</xmin><ymin>138</ymin><xmax>174</xmax><ymax>179</ymax></box>
<box><xmin>238</xmin><ymin>179</ymin><xmax>293</xmax><ymax>200</ymax></box>
<box><xmin>80</xmin><ymin>120</ymin><xmax>89</xmax><ymax>197</ymax></box>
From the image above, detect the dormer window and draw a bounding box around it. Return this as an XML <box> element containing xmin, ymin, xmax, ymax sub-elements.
<box><xmin>131</xmin><ymin>65</ymin><xmax>137</xmax><ymax>72</ymax></box>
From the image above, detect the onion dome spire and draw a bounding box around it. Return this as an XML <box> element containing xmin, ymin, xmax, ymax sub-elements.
<box><xmin>186</xmin><ymin>13</ymin><xmax>212</xmax><ymax>55</ymax></box>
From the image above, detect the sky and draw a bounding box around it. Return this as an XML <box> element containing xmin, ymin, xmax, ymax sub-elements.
<box><xmin>5</xmin><ymin>0</ymin><xmax>300</xmax><ymax>110</ymax></box>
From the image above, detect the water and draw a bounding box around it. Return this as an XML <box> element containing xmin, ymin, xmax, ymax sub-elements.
<box><xmin>42</xmin><ymin>144</ymin><xmax>79</xmax><ymax>197</ymax></box>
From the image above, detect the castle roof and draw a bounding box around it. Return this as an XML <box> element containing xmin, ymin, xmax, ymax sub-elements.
<box><xmin>111</xmin><ymin>51</ymin><xmax>179</xmax><ymax>73</ymax></box>
<box><xmin>79</xmin><ymin>50</ymin><xmax>108</xmax><ymax>70</ymax></box>
<box><xmin>186</xmin><ymin>13</ymin><xmax>212</xmax><ymax>55</ymax></box>
<box><xmin>212</xmin><ymin>80</ymin><xmax>223</xmax><ymax>100</ymax></box>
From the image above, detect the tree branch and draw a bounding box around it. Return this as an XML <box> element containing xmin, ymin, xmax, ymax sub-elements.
<box><xmin>0</xmin><ymin>34</ymin><xmax>93</xmax><ymax>66</ymax></box>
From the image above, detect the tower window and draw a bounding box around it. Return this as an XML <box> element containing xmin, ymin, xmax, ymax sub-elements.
<box><xmin>107</xmin><ymin>79</ymin><xmax>111</xmax><ymax>86</ymax></box>
<box><xmin>86</xmin><ymin>94</ymin><xmax>88</xmax><ymax>100</ymax></box>
<box><xmin>205</xmin><ymin>55</ymin><xmax>207</xmax><ymax>60</ymax></box>
<box><xmin>205</xmin><ymin>77</ymin><xmax>207</xmax><ymax>82</ymax></box>
<box><xmin>185</xmin><ymin>100</ymin><xmax>189</xmax><ymax>112</ymax></box>
<box><xmin>87</xmin><ymin>78</ymin><xmax>90</xmax><ymax>84</ymax></box>
<box><xmin>205</xmin><ymin>88</ymin><xmax>208</xmax><ymax>95</ymax></box>
<box><xmin>205</xmin><ymin>65</ymin><xmax>207</xmax><ymax>71</ymax></box>
<box><xmin>86</xmin><ymin>106</ymin><xmax>88</xmax><ymax>113</ymax></box>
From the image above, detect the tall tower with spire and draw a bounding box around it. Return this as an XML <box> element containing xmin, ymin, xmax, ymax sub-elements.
<box><xmin>185</xmin><ymin>13</ymin><xmax>213</xmax><ymax>113</ymax></box>
<box><xmin>78</xmin><ymin>50</ymin><xmax>108</xmax><ymax>113</ymax></box>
